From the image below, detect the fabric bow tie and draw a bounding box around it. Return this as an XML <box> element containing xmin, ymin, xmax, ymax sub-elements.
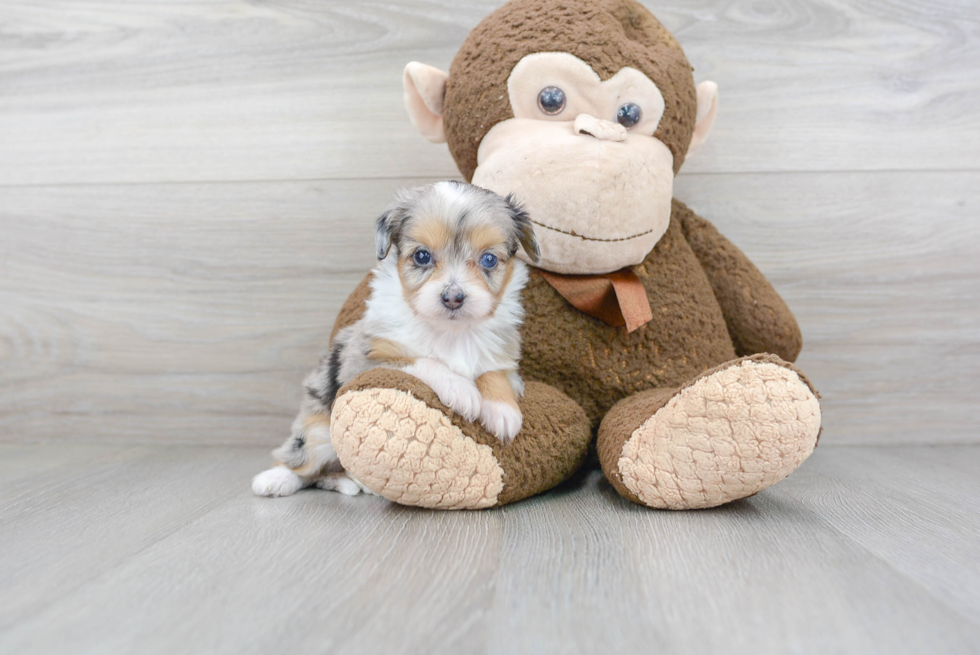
<box><xmin>538</xmin><ymin>268</ymin><xmax>653</xmax><ymax>333</ymax></box>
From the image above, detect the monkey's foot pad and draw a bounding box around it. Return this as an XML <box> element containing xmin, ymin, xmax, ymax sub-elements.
<box><xmin>619</xmin><ymin>360</ymin><xmax>821</xmax><ymax>510</ymax></box>
<box><xmin>331</xmin><ymin>387</ymin><xmax>504</xmax><ymax>509</ymax></box>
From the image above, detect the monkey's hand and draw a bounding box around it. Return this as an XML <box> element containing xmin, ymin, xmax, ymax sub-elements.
<box><xmin>402</xmin><ymin>358</ymin><xmax>482</xmax><ymax>422</ymax></box>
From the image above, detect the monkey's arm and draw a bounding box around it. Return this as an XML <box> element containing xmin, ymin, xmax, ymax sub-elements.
<box><xmin>677</xmin><ymin>204</ymin><xmax>803</xmax><ymax>362</ymax></box>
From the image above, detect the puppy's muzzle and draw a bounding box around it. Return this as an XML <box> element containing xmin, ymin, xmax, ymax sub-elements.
<box><xmin>440</xmin><ymin>285</ymin><xmax>466</xmax><ymax>310</ymax></box>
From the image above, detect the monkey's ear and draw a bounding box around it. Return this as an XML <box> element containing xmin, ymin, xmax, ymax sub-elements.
<box><xmin>505</xmin><ymin>194</ymin><xmax>541</xmax><ymax>265</ymax></box>
<box><xmin>688</xmin><ymin>81</ymin><xmax>719</xmax><ymax>158</ymax></box>
<box><xmin>403</xmin><ymin>62</ymin><xmax>449</xmax><ymax>144</ymax></box>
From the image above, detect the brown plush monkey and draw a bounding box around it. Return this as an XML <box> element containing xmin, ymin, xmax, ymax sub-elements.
<box><xmin>329</xmin><ymin>0</ymin><xmax>822</xmax><ymax>510</ymax></box>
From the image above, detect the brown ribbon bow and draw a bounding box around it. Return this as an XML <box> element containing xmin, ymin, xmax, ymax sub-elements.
<box><xmin>538</xmin><ymin>268</ymin><xmax>653</xmax><ymax>333</ymax></box>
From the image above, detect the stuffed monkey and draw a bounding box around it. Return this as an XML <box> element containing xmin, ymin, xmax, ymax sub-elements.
<box><xmin>328</xmin><ymin>0</ymin><xmax>821</xmax><ymax>510</ymax></box>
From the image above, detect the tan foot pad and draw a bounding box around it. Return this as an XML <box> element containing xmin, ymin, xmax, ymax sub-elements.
<box><xmin>619</xmin><ymin>360</ymin><xmax>821</xmax><ymax>509</ymax></box>
<box><xmin>331</xmin><ymin>387</ymin><xmax>504</xmax><ymax>509</ymax></box>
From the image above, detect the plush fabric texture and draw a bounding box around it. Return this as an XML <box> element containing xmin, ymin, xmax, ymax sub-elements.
<box><xmin>444</xmin><ymin>0</ymin><xmax>697</xmax><ymax>181</ymax></box>
<box><xmin>332</xmin><ymin>368</ymin><xmax>592</xmax><ymax>508</ymax></box>
<box><xmin>597</xmin><ymin>355</ymin><xmax>821</xmax><ymax>509</ymax></box>
<box><xmin>689</xmin><ymin>80</ymin><xmax>719</xmax><ymax>157</ymax></box>
<box><xmin>332</xmin><ymin>385</ymin><xmax>505</xmax><ymax>509</ymax></box>
<box><xmin>329</xmin><ymin>272</ymin><xmax>372</xmax><ymax>342</ymax></box>
<box><xmin>403</xmin><ymin>62</ymin><xmax>449</xmax><ymax>143</ymax></box>
<box><xmin>678</xmin><ymin>207</ymin><xmax>803</xmax><ymax>361</ymax></box>
<box><xmin>573</xmin><ymin>112</ymin><xmax>628</xmax><ymax>141</ymax></box>
<box><xmin>471</xmin><ymin>116</ymin><xmax>675</xmax><ymax>274</ymax></box>
<box><xmin>596</xmin><ymin>387</ymin><xmax>674</xmax><ymax>505</ymax></box>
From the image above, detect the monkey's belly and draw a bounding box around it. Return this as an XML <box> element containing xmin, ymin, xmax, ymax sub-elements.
<box><xmin>519</xmin><ymin>220</ymin><xmax>736</xmax><ymax>429</ymax></box>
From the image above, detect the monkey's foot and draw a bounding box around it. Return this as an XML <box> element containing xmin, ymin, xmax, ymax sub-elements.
<box><xmin>598</xmin><ymin>355</ymin><xmax>821</xmax><ymax>510</ymax></box>
<box><xmin>331</xmin><ymin>386</ymin><xmax>504</xmax><ymax>509</ymax></box>
<box><xmin>330</xmin><ymin>369</ymin><xmax>591</xmax><ymax>510</ymax></box>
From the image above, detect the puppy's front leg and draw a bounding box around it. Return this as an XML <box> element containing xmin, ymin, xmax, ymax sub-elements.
<box><xmin>477</xmin><ymin>370</ymin><xmax>523</xmax><ymax>443</ymax></box>
<box><xmin>402</xmin><ymin>358</ymin><xmax>482</xmax><ymax>421</ymax></box>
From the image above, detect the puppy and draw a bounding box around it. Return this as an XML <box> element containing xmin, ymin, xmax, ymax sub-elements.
<box><xmin>252</xmin><ymin>181</ymin><xmax>540</xmax><ymax>497</ymax></box>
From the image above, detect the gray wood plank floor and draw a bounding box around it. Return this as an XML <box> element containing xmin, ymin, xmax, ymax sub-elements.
<box><xmin>0</xmin><ymin>444</ymin><xmax>978</xmax><ymax>655</ymax></box>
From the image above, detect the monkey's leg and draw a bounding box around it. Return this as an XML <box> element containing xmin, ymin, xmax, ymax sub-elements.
<box><xmin>329</xmin><ymin>368</ymin><xmax>592</xmax><ymax>509</ymax></box>
<box><xmin>597</xmin><ymin>354</ymin><xmax>821</xmax><ymax>510</ymax></box>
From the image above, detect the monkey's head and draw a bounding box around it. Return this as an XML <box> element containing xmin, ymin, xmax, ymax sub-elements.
<box><xmin>403</xmin><ymin>0</ymin><xmax>718</xmax><ymax>274</ymax></box>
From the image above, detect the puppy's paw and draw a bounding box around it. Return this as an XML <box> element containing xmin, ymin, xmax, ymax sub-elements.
<box><xmin>349</xmin><ymin>474</ymin><xmax>379</xmax><ymax>496</ymax></box>
<box><xmin>404</xmin><ymin>359</ymin><xmax>481</xmax><ymax>421</ymax></box>
<box><xmin>480</xmin><ymin>400</ymin><xmax>523</xmax><ymax>444</ymax></box>
<box><xmin>252</xmin><ymin>467</ymin><xmax>303</xmax><ymax>497</ymax></box>
<box><xmin>436</xmin><ymin>377</ymin><xmax>483</xmax><ymax>422</ymax></box>
<box><xmin>315</xmin><ymin>472</ymin><xmax>362</xmax><ymax>496</ymax></box>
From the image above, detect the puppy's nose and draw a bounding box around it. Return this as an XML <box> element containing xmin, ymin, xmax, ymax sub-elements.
<box><xmin>441</xmin><ymin>287</ymin><xmax>466</xmax><ymax>310</ymax></box>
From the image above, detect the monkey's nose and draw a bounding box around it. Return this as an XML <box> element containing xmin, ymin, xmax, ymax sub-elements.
<box><xmin>441</xmin><ymin>288</ymin><xmax>466</xmax><ymax>310</ymax></box>
<box><xmin>574</xmin><ymin>114</ymin><xmax>627</xmax><ymax>142</ymax></box>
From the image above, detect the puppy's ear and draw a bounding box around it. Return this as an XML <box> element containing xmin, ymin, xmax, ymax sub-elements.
<box><xmin>376</xmin><ymin>190</ymin><xmax>418</xmax><ymax>259</ymax></box>
<box><xmin>505</xmin><ymin>193</ymin><xmax>540</xmax><ymax>265</ymax></box>
<box><xmin>375</xmin><ymin>206</ymin><xmax>401</xmax><ymax>260</ymax></box>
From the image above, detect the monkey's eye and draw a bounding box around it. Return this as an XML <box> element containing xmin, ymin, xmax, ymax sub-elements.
<box><xmin>413</xmin><ymin>249</ymin><xmax>432</xmax><ymax>266</ymax></box>
<box><xmin>616</xmin><ymin>103</ymin><xmax>642</xmax><ymax>129</ymax></box>
<box><xmin>537</xmin><ymin>86</ymin><xmax>566</xmax><ymax>115</ymax></box>
<box><xmin>480</xmin><ymin>252</ymin><xmax>498</xmax><ymax>269</ymax></box>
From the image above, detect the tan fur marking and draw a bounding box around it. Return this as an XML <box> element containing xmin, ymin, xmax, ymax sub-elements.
<box><xmin>292</xmin><ymin>413</ymin><xmax>332</xmax><ymax>477</ymax></box>
<box><xmin>497</xmin><ymin>259</ymin><xmax>514</xmax><ymax>296</ymax></box>
<box><xmin>294</xmin><ymin>460</ymin><xmax>325</xmax><ymax>477</ymax></box>
<box><xmin>302</xmin><ymin>412</ymin><xmax>330</xmax><ymax>431</ymax></box>
<box><xmin>476</xmin><ymin>370</ymin><xmax>519</xmax><ymax>409</ymax></box>
<box><xmin>410</xmin><ymin>217</ymin><xmax>452</xmax><ymax>251</ymax></box>
<box><xmin>368</xmin><ymin>338</ymin><xmax>416</xmax><ymax>366</ymax></box>
<box><xmin>486</xmin><ymin>259</ymin><xmax>515</xmax><ymax>316</ymax></box>
<box><xmin>397</xmin><ymin>256</ymin><xmax>423</xmax><ymax>311</ymax></box>
<box><xmin>468</xmin><ymin>223</ymin><xmax>507</xmax><ymax>255</ymax></box>
<box><xmin>397</xmin><ymin>256</ymin><xmax>414</xmax><ymax>287</ymax></box>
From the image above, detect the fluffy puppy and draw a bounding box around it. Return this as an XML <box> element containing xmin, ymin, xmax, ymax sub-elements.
<box><xmin>252</xmin><ymin>181</ymin><xmax>540</xmax><ymax>497</ymax></box>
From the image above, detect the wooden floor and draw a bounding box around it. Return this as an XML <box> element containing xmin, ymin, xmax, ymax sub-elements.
<box><xmin>0</xmin><ymin>443</ymin><xmax>978</xmax><ymax>654</ymax></box>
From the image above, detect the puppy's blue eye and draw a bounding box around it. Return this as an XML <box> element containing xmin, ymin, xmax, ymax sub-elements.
<box><xmin>480</xmin><ymin>252</ymin><xmax>498</xmax><ymax>269</ymax></box>
<box><xmin>616</xmin><ymin>103</ymin><xmax>642</xmax><ymax>128</ymax></box>
<box><xmin>413</xmin><ymin>250</ymin><xmax>431</xmax><ymax>266</ymax></box>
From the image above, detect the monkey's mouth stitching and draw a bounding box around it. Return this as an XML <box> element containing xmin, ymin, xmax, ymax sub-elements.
<box><xmin>529</xmin><ymin>219</ymin><xmax>655</xmax><ymax>243</ymax></box>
